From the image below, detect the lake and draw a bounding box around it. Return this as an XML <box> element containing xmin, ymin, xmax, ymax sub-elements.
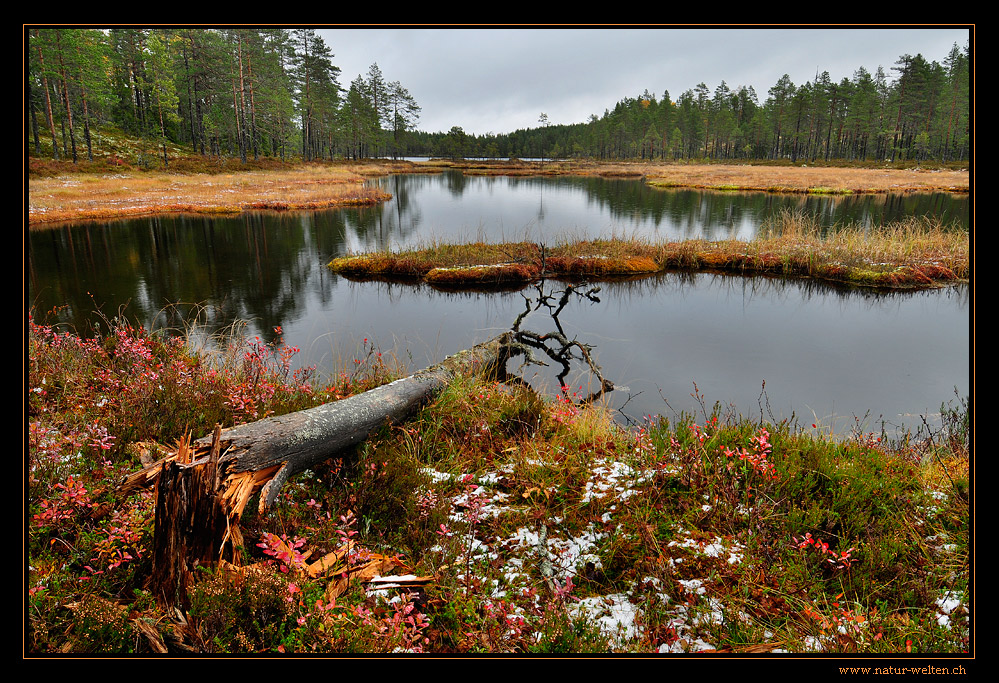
<box><xmin>27</xmin><ymin>172</ymin><xmax>970</xmax><ymax>433</ymax></box>
<box><xmin>343</xmin><ymin>172</ymin><xmax>968</xmax><ymax>249</ymax></box>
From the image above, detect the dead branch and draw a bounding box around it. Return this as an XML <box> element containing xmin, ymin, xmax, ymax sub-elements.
<box><xmin>506</xmin><ymin>284</ymin><xmax>614</xmax><ymax>405</ymax></box>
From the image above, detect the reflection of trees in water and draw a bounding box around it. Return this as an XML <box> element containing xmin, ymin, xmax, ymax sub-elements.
<box><xmin>594</xmin><ymin>271</ymin><xmax>969</xmax><ymax>314</ymax></box>
<box><xmin>28</xmin><ymin>175</ymin><xmax>968</xmax><ymax>349</ymax></box>
<box><xmin>29</xmin><ymin>212</ymin><xmax>335</xmax><ymax>341</ymax></box>
<box><xmin>337</xmin><ymin>174</ymin><xmax>970</xmax><ymax>253</ymax></box>
<box><xmin>334</xmin><ymin>175</ymin><xmax>427</xmax><ymax>252</ymax></box>
<box><xmin>379</xmin><ymin>174</ymin><xmax>966</xmax><ymax>245</ymax></box>
<box><xmin>442</xmin><ymin>169</ymin><xmax>471</xmax><ymax>197</ymax></box>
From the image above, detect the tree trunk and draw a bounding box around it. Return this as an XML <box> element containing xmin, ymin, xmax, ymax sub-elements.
<box><xmin>33</xmin><ymin>30</ymin><xmax>60</xmax><ymax>160</ymax></box>
<box><xmin>149</xmin><ymin>426</ymin><xmax>229</xmax><ymax>609</ymax></box>
<box><xmin>55</xmin><ymin>33</ymin><xmax>78</xmax><ymax>163</ymax></box>
<box><xmin>139</xmin><ymin>333</ymin><xmax>512</xmax><ymax>608</ymax></box>
<box><xmin>201</xmin><ymin>332</ymin><xmax>510</xmax><ymax>511</ymax></box>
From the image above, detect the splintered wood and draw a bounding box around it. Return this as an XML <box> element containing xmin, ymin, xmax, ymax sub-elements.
<box><xmin>134</xmin><ymin>335</ymin><xmax>510</xmax><ymax>608</ymax></box>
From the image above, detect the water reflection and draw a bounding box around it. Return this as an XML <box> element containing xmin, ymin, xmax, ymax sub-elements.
<box><xmin>349</xmin><ymin>172</ymin><xmax>968</xmax><ymax>250</ymax></box>
<box><xmin>29</xmin><ymin>212</ymin><xmax>331</xmax><ymax>339</ymax></box>
<box><xmin>27</xmin><ymin>175</ymin><xmax>969</xmax><ymax>433</ymax></box>
<box><xmin>292</xmin><ymin>273</ymin><xmax>968</xmax><ymax>434</ymax></box>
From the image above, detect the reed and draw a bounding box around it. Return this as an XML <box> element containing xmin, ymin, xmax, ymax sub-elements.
<box><xmin>758</xmin><ymin>209</ymin><xmax>969</xmax><ymax>282</ymax></box>
<box><xmin>328</xmin><ymin>214</ymin><xmax>968</xmax><ymax>290</ymax></box>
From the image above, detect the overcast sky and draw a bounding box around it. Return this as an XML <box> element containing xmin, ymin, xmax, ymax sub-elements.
<box><xmin>316</xmin><ymin>26</ymin><xmax>971</xmax><ymax>136</ymax></box>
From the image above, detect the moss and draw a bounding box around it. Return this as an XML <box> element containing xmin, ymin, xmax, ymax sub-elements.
<box><xmin>425</xmin><ymin>262</ymin><xmax>541</xmax><ymax>289</ymax></box>
<box><xmin>328</xmin><ymin>254</ymin><xmax>432</xmax><ymax>282</ymax></box>
<box><xmin>326</xmin><ymin>218</ymin><xmax>967</xmax><ymax>292</ymax></box>
<box><xmin>807</xmin><ymin>186</ymin><xmax>853</xmax><ymax>195</ymax></box>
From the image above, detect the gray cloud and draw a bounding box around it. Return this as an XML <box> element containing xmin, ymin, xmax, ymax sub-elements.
<box><xmin>318</xmin><ymin>27</ymin><xmax>971</xmax><ymax>136</ymax></box>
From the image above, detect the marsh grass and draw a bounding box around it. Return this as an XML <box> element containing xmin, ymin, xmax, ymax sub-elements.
<box><xmin>27</xmin><ymin>164</ymin><xmax>391</xmax><ymax>226</ymax></box>
<box><xmin>328</xmin><ymin>211</ymin><xmax>968</xmax><ymax>290</ymax></box>
<box><xmin>27</xmin><ymin>311</ymin><xmax>971</xmax><ymax>653</ymax></box>
<box><xmin>761</xmin><ymin>210</ymin><xmax>967</xmax><ymax>269</ymax></box>
<box><xmin>640</xmin><ymin>162</ymin><xmax>969</xmax><ymax>194</ymax></box>
<box><xmin>329</xmin><ymin>242</ymin><xmax>541</xmax><ymax>284</ymax></box>
<box><xmin>29</xmin><ymin>151</ymin><xmax>969</xmax><ymax>228</ymax></box>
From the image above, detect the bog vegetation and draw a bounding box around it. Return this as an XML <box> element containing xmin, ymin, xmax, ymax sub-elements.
<box><xmin>329</xmin><ymin>210</ymin><xmax>969</xmax><ymax>290</ymax></box>
<box><xmin>27</xmin><ymin>301</ymin><xmax>969</xmax><ymax>654</ymax></box>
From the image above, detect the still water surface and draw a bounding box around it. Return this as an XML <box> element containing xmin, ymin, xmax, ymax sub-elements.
<box><xmin>27</xmin><ymin>173</ymin><xmax>970</xmax><ymax>432</ymax></box>
<box><xmin>348</xmin><ymin>172</ymin><xmax>968</xmax><ymax>249</ymax></box>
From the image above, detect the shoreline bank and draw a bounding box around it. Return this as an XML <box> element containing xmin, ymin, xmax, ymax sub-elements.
<box><xmin>27</xmin><ymin>159</ymin><xmax>969</xmax><ymax>227</ymax></box>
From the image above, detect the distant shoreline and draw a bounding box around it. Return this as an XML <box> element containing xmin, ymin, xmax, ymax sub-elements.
<box><xmin>27</xmin><ymin>159</ymin><xmax>969</xmax><ymax>227</ymax></box>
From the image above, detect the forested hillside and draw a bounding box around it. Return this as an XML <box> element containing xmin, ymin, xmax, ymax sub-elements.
<box><xmin>26</xmin><ymin>28</ymin><xmax>970</xmax><ymax>167</ymax></box>
<box><xmin>27</xmin><ymin>28</ymin><xmax>421</xmax><ymax>166</ymax></box>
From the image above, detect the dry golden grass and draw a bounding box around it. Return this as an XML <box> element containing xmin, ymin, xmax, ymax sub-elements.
<box><xmin>329</xmin><ymin>211</ymin><xmax>968</xmax><ymax>290</ymax></box>
<box><xmin>760</xmin><ymin>209</ymin><xmax>970</xmax><ymax>279</ymax></box>
<box><xmin>436</xmin><ymin>159</ymin><xmax>969</xmax><ymax>193</ymax></box>
<box><xmin>641</xmin><ymin>163</ymin><xmax>969</xmax><ymax>194</ymax></box>
<box><xmin>28</xmin><ymin>160</ymin><xmax>970</xmax><ymax>227</ymax></box>
<box><xmin>27</xmin><ymin>164</ymin><xmax>391</xmax><ymax>226</ymax></box>
<box><xmin>328</xmin><ymin>242</ymin><xmax>541</xmax><ymax>283</ymax></box>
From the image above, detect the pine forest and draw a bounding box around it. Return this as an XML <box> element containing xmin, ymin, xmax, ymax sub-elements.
<box><xmin>27</xmin><ymin>28</ymin><xmax>970</xmax><ymax>167</ymax></box>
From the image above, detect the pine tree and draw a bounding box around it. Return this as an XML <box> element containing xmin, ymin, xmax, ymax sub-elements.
<box><xmin>387</xmin><ymin>80</ymin><xmax>421</xmax><ymax>158</ymax></box>
<box><xmin>144</xmin><ymin>30</ymin><xmax>180</xmax><ymax>168</ymax></box>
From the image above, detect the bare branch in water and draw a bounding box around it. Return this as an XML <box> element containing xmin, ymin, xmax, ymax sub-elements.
<box><xmin>505</xmin><ymin>283</ymin><xmax>613</xmax><ymax>406</ymax></box>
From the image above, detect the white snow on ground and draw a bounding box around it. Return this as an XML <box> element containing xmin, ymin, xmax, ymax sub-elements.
<box><xmin>413</xmin><ymin>458</ymin><xmax>757</xmax><ymax>652</ymax></box>
<box><xmin>935</xmin><ymin>591</ymin><xmax>965</xmax><ymax>630</ymax></box>
<box><xmin>412</xmin><ymin>450</ymin><xmax>964</xmax><ymax>653</ymax></box>
<box><xmin>570</xmin><ymin>594</ymin><xmax>640</xmax><ymax>642</ymax></box>
<box><xmin>581</xmin><ymin>460</ymin><xmax>652</xmax><ymax>503</ymax></box>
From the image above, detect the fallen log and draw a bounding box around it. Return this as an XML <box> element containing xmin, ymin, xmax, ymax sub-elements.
<box><xmin>202</xmin><ymin>331</ymin><xmax>512</xmax><ymax>514</ymax></box>
<box><xmin>141</xmin><ymin>332</ymin><xmax>512</xmax><ymax>608</ymax></box>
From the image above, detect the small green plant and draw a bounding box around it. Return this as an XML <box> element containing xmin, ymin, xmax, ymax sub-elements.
<box><xmin>26</xmin><ymin>315</ymin><xmax>969</xmax><ymax>654</ymax></box>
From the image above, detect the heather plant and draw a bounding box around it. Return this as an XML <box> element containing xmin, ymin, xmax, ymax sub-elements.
<box><xmin>29</xmin><ymin>314</ymin><xmax>399</xmax><ymax>461</ymax></box>
<box><xmin>26</xmin><ymin>313</ymin><xmax>969</xmax><ymax>655</ymax></box>
<box><xmin>26</xmin><ymin>312</ymin><xmax>404</xmax><ymax>652</ymax></box>
<box><xmin>188</xmin><ymin>568</ymin><xmax>296</xmax><ymax>653</ymax></box>
<box><xmin>354</xmin><ymin>592</ymin><xmax>432</xmax><ymax>653</ymax></box>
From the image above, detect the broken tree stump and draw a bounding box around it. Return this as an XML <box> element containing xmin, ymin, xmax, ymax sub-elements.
<box><xmin>143</xmin><ymin>333</ymin><xmax>512</xmax><ymax>608</ymax></box>
<box><xmin>149</xmin><ymin>426</ymin><xmax>229</xmax><ymax>608</ymax></box>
